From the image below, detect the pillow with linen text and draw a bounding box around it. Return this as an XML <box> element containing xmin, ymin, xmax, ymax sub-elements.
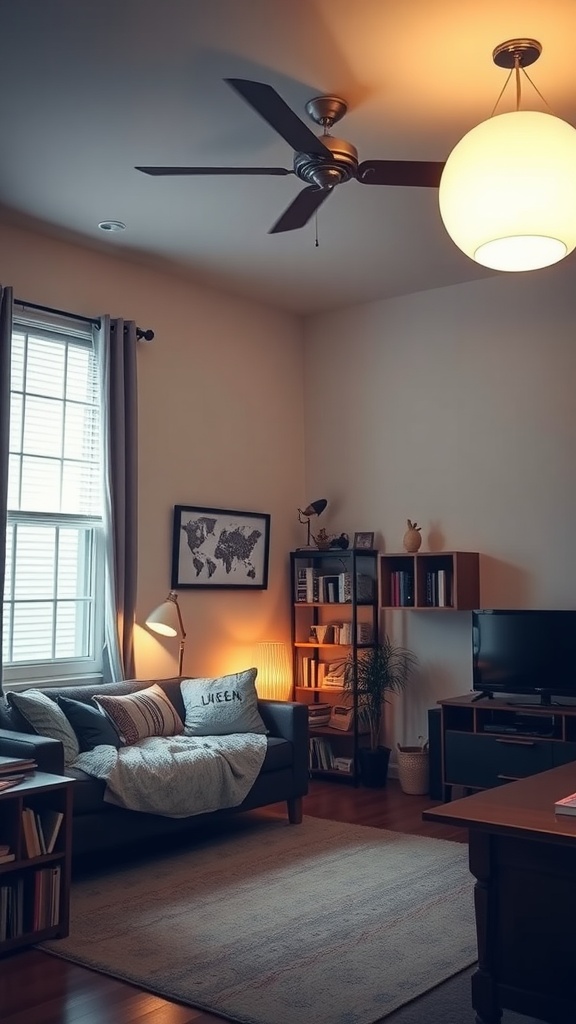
<box><xmin>180</xmin><ymin>668</ymin><xmax>267</xmax><ymax>736</ymax></box>
<box><xmin>7</xmin><ymin>689</ymin><xmax>80</xmax><ymax>765</ymax></box>
<box><xmin>57</xmin><ymin>696</ymin><xmax>122</xmax><ymax>751</ymax></box>
<box><xmin>92</xmin><ymin>683</ymin><xmax>184</xmax><ymax>746</ymax></box>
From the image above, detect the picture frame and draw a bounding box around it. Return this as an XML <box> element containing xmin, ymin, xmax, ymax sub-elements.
<box><xmin>353</xmin><ymin>531</ymin><xmax>375</xmax><ymax>550</ymax></box>
<box><xmin>171</xmin><ymin>505</ymin><xmax>270</xmax><ymax>589</ymax></box>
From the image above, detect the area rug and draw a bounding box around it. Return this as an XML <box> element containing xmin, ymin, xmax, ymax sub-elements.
<box><xmin>42</xmin><ymin>816</ymin><xmax>478</xmax><ymax>1024</ymax></box>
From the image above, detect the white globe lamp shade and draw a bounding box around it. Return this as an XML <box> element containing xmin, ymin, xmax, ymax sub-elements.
<box><xmin>439</xmin><ymin>110</ymin><xmax>576</xmax><ymax>272</ymax></box>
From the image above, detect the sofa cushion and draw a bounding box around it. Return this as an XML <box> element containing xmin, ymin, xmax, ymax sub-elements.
<box><xmin>93</xmin><ymin>684</ymin><xmax>184</xmax><ymax>746</ymax></box>
<box><xmin>57</xmin><ymin>696</ymin><xmax>122</xmax><ymax>751</ymax></box>
<box><xmin>7</xmin><ymin>689</ymin><xmax>80</xmax><ymax>765</ymax></box>
<box><xmin>181</xmin><ymin>668</ymin><xmax>267</xmax><ymax>736</ymax></box>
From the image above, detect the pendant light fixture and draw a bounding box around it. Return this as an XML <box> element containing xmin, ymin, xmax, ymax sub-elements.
<box><xmin>439</xmin><ymin>39</ymin><xmax>576</xmax><ymax>272</ymax></box>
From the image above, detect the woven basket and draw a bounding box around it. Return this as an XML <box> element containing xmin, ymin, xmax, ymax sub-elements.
<box><xmin>396</xmin><ymin>738</ymin><xmax>429</xmax><ymax>795</ymax></box>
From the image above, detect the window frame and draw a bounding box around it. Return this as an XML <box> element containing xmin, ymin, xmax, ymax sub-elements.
<box><xmin>2</xmin><ymin>314</ymin><xmax>105</xmax><ymax>689</ymax></box>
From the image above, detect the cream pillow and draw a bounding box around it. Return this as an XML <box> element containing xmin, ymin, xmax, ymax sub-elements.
<box><xmin>8</xmin><ymin>689</ymin><xmax>80</xmax><ymax>765</ymax></box>
<box><xmin>93</xmin><ymin>684</ymin><xmax>184</xmax><ymax>746</ymax></box>
<box><xmin>180</xmin><ymin>668</ymin><xmax>267</xmax><ymax>736</ymax></box>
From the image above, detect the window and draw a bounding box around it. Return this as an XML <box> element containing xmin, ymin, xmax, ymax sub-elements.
<box><xmin>2</xmin><ymin>314</ymin><xmax>104</xmax><ymax>685</ymax></box>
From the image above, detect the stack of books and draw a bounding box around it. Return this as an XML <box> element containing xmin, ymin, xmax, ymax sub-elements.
<box><xmin>0</xmin><ymin>755</ymin><xmax>37</xmax><ymax>792</ymax></box>
<box><xmin>308</xmin><ymin>703</ymin><xmax>332</xmax><ymax>727</ymax></box>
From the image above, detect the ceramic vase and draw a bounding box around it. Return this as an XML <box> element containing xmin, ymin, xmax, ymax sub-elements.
<box><xmin>403</xmin><ymin>527</ymin><xmax>422</xmax><ymax>553</ymax></box>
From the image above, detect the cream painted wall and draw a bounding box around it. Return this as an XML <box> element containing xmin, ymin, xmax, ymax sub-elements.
<box><xmin>303</xmin><ymin>262</ymin><xmax>576</xmax><ymax>749</ymax></box>
<box><xmin>0</xmin><ymin>221</ymin><xmax>305</xmax><ymax>681</ymax></box>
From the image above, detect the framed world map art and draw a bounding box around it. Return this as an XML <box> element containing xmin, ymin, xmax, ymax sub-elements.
<box><xmin>171</xmin><ymin>505</ymin><xmax>271</xmax><ymax>589</ymax></box>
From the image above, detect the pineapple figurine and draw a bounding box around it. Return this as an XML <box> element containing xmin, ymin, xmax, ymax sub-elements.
<box><xmin>403</xmin><ymin>519</ymin><xmax>422</xmax><ymax>553</ymax></box>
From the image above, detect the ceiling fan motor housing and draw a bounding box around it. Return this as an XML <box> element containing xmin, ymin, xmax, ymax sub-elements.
<box><xmin>294</xmin><ymin>135</ymin><xmax>358</xmax><ymax>188</ymax></box>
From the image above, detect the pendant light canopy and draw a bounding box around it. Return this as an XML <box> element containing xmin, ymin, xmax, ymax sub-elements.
<box><xmin>439</xmin><ymin>39</ymin><xmax>576</xmax><ymax>273</ymax></box>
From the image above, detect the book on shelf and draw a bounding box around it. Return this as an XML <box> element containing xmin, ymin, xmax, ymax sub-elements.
<box><xmin>22</xmin><ymin>807</ymin><xmax>43</xmax><ymax>858</ymax></box>
<box><xmin>0</xmin><ymin>843</ymin><xmax>11</xmax><ymax>857</ymax></box>
<box><xmin>316</xmin><ymin>574</ymin><xmax>339</xmax><ymax>603</ymax></box>
<box><xmin>301</xmin><ymin>656</ymin><xmax>316</xmax><ymax>687</ymax></box>
<box><xmin>554</xmin><ymin>791</ymin><xmax>576</xmax><ymax>816</ymax></box>
<box><xmin>39</xmin><ymin>809</ymin><xmax>64</xmax><ymax>853</ymax></box>
<box><xmin>295</xmin><ymin>566</ymin><xmax>320</xmax><ymax>603</ymax></box>
<box><xmin>0</xmin><ymin>852</ymin><xmax>15</xmax><ymax>864</ymax></box>
<box><xmin>338</xmin><ymin>572</ymin><xmax>374</xmax><ymax>603</ymax></box>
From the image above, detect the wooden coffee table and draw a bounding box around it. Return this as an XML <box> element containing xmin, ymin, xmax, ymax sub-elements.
<box><xmin>423</xmin><ymin>762</ymin><xmax>576</xmax><ymax>1023</ymax></box>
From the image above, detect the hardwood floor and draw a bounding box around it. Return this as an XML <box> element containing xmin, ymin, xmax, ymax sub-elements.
<box><xmin>0</xmin><ymin>779</ymin><xmax>466</xmax><ymax>1024</ymax></box>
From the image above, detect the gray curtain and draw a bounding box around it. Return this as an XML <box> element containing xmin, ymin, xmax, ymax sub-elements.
<box><xmin>0</xmin><ymin>285</ymin><xmax>13</xmax><ymax>695</ymax></box>
<box><xmin>97</xmin><ymin>316</ymin><xmax>138</xmax><ymax>681</ymax></box>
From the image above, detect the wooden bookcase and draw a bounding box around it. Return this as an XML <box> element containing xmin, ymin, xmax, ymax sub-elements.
<box><xmin>379</xmin><ymin>551</ymin><xmax>480</xmax><ymax>610</ymax></box>
<box><xmin>290</xmin><ymin>548</ymin><xmax>379</xmax><ymax>784</ymax></box>
<box><xmin>0</xmin><ymin>772</ymin><xmax>74</xmax><ymax>955</ymax></box>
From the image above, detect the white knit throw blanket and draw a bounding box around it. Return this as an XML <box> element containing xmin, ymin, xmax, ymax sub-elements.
<box><xmin>72</xmin><ymin>733</ymin><xmax>268</xmax><ymax>817</ymax></box>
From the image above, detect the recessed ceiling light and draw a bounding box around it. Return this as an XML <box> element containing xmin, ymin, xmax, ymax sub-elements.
<box><xmin>98</xmin><ymin>220</ymin><xmax>126</xmax><ymax>232</ymax></box>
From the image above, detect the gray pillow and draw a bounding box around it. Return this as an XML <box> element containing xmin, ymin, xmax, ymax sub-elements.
<box><xmin>181</xmin><ymin>668</ymin><xmax>267</xmax><ymax>736</ymax></box>
<box><xmin>7</xmin><ymin>689</ymin><xmax>80</xmax><ymax>765</ymax></box>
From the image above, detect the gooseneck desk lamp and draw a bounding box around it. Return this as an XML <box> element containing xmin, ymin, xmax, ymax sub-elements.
<box><xmin>297</xmin><ymin>498</ymin><xmax>328</xmax><ymax>548</ymax></box>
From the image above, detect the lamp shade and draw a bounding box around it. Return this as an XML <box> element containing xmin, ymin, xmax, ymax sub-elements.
<box><xmin>255</xmin><ymin>641</ymin><xmax>292</xmax><ymax>701</ymax></box>
<box><xmin>439</xmin><ymin>110</ymin><xmax>576</xmax><ymax>272</ymax></box>
<box><xmin>146</xmin><ymin>599</ymin><xmax>180</xmax><ymax>637</ymax></box>
<box><xmin>303</xmin><ymin>498</ymin><xmax>328</xmax><ymax>518</ymax></box>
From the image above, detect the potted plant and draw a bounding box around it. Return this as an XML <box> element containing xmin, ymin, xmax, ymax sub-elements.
<box><xmin>344</xmin><ymin>637</ymin><xmax>418</xmax><ymax>787</ymax></box>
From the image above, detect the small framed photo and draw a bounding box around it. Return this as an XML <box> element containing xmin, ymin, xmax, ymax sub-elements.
<box><xmin>171</xmin><ymin>505</ymin><xmax>270</xmax><ymax>589</ymax></box>
<box><xmin>353</xmin><ymin>531</ymin><xmax>375</xmax><ymax>550</ymax></box>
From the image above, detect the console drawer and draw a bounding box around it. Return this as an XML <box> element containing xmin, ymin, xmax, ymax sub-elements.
<box><xmin>445</xmin><ymin>731</ymin><xmax>553</xmax><ymax>789</ymax></box>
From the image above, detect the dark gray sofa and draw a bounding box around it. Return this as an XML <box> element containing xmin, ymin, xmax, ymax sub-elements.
<box><xmin>0</xmin><ymin>676</ymin><xmax>309</xmax><ymax>858</ymax></box>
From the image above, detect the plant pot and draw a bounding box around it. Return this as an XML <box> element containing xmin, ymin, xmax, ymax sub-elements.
<box><xmin>358</xmin><ymin>745</ymin><xmax>391</xmax><ymax>788</ymax></box>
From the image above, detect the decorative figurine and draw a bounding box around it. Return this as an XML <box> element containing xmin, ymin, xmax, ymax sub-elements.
<box><xmin>312</xmin><ymin>527</ymin><xmax>332</xmax><ymax>550</ymax></box>
<box><xmin>331</xmin><ymin>532</ymin><xmax>350</xmax><ymax>550</ymax></box>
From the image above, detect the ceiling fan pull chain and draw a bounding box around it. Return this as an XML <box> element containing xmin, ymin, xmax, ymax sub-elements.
<box><xmin>315</xmin><ymin>212</ymin><xmax>319</xmax><ymax>247</ymax></box>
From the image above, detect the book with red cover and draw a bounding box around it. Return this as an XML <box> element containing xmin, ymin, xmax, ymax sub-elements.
<box><xmin>554</xmin><ymin>791</ymin><xmax>576</xmax><ymax>816</ymax></box>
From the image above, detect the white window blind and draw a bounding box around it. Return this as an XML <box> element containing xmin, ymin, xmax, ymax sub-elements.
<box><xmin>3</xmin><ymin>314</ymin><xmax>105</xmax><ymax>685</ymax></box>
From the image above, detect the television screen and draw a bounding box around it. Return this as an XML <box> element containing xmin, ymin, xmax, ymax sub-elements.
<box><xmin>472</xmin><ymin>609</ymin><xmax>576</xmax><ymax>704</ymax></box>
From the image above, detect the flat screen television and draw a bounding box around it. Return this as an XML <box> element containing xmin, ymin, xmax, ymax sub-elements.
<box><xmin>472</xmin><ymin>609</ymin><xmax>576</xmax><ymax>705</ymax></box>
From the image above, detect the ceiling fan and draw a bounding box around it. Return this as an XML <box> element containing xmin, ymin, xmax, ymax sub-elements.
<box><xmin>136</xmin><ymin>78</ymin><xmax>444</xmax><ymax>234</ymax></box>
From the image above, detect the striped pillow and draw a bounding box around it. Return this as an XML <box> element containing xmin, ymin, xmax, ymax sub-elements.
<box><xmin>93</xmin><ymin>684</ymin><xmax>184</xmax><ymax>746</ymax></box>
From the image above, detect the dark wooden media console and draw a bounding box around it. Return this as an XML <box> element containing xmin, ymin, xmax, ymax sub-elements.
<box><xmin>438</xmin><ymin>694</ymin><xmax>576</xmax><ymax>800</ymax></box>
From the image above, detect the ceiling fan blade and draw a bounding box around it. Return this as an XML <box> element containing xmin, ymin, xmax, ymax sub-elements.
<box><xmin>225</xmin><ymin>78</ymin><xmax>330</xmax><ymax>158</ymax></box>
<box><xmin>269</xmin><ymin>185</ymin><xmax>332</xmax><ymax>234</ymax></box>
<box><xmin>135</xmin><ymin>166</ymin><xmax>293</xmax><ymax>176</ymax></box>
<box><xmin>357</xmin><ymin>160</ymin><xmax>445</xmax><ymax>188</ymax></box>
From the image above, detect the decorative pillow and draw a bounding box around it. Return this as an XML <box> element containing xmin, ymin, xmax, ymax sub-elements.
<box><xmin>92</xmin><ymin>684</ymin><xmax>184</xmax><ymax>746</ymax></box>
<box><xmin>7</xmin><ymin>689</ymin><xmax>80</xmax><ymax>765</ymax></box>
<box><xmin>181</xmin><ymin>668</ymin><xmax>267</xmax><ymax>736</ymax></box>
<box><xmin>57</xmin><ymin>696</ymin><xmax>122</xmax><ymax>752</ymax></box>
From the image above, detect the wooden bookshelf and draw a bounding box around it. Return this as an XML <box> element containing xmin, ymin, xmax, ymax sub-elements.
<box><xmin>0</xmin><ymin>772</ymin><xmax>74</xmax><ymax>955</ymax></box>
<box><xmin>290</xmin><ymin>548</ymin><xmax>379</xmax><ymax>784</ymax></box>
<box><xmin>379</xmin><ymin>551</ymin><xmax>480</xmax><ymax>610</ymax></box>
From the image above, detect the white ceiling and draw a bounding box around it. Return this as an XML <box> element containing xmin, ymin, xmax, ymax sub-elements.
<box><xmin>2</xmin><ymin>0</ymin><xmax>576</xmax><ymax>315</ymax></box>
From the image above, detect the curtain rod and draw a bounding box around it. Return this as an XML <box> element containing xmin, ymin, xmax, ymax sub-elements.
<box><xmin>14</xmin><ymin>298</ymin><xmax>155</xmax><ymax>341</ymax></box>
